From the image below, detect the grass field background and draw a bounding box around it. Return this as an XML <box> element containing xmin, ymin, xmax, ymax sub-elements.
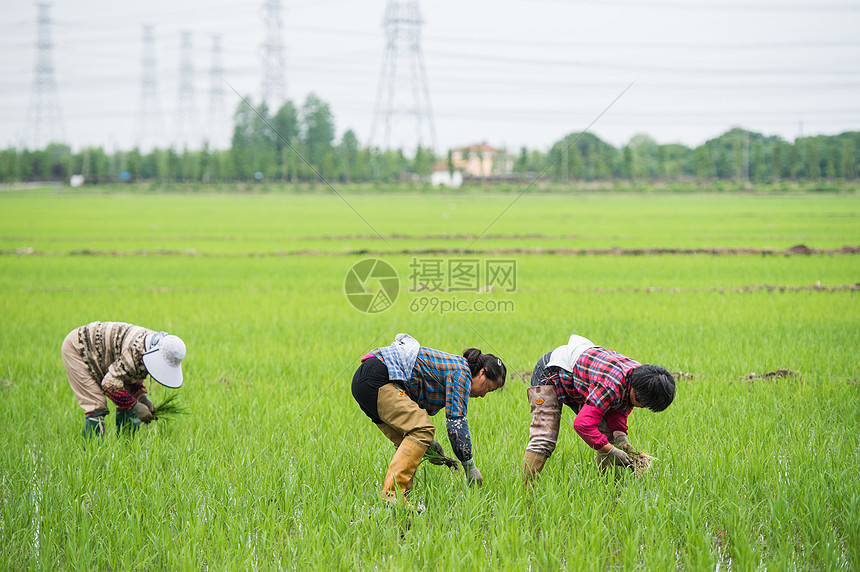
<box><xmin>2</xmin><ymin>191</ymin><xmax>859</xmax><ymax>253</ymax></box>
<box><xmin>1</xmin><ymin>188</ymin><xmax>858</xmax><ymax>570</ymax></box>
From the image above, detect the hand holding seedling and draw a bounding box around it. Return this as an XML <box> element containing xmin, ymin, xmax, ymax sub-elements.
<box><xmin>597</xmin><ymin>445</ymin><xmax>633</xmax><ymax>469</ymax></box>
<box><xmin>131</xmin><ymin>400</ymin><xmax>154</xmax><ymax>424</ymax></box>
<box><xmin>613</xmin><ymin>433</ymin><xmax>634</xmax><ymax>454</ymax></box>
<box><xmin>423</xmin><ymin>440</ymin><xmax>459</xmax><ymax>469</ymax></box>
<box><xmin>137</xmin><ymin>395</ymin><xmax>155</xmax><ymax>416</ymax></box>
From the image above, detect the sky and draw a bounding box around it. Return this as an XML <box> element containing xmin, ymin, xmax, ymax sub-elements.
<box><xmin>2</xmin><ymin>0</ymin><xmax>859</xmax><ymax>153</ymax></box>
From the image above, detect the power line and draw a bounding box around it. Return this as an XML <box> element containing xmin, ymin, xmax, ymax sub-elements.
<box><xmin>278</xmin><ymin>62</ymin><xmax>860</xmax><ymax>91</ymax></box>
<box><xmin>533</xmin><ymin>0</ymin><xmax>860</xmax><ymax>11</ymax></box>
<box><xmin>56</xmin><ymin>2</ymin><xmax>253</xmax><ymax>29</ymax></box>
<box><xmin>424</xmin><ymin>36</ymin><xmax>860</xmax><ymax>52</ymax></box>
<box><xmin>17</xmin><ymin>63</ymin><xmax>853</xmax><ymax>107</ymax></box>
<box><xmin>283</xmin><ymin>23</ymin><xmax>860</xmax><ymax>51</ymax></box>
<box><xmin>4</xmin><ymin>105</ymin><xmax>858</xmax><ymax>131</ymax></box>
<box><xmin>422</xmin><ymin>49</ymin><xmax>860</xmax><ymax>77</ymax></box>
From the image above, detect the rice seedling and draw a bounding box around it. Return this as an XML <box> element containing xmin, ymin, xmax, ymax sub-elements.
<box><xmin>152</xmin><ymin>392</ymin><xmax>188</xmax><ymax>421</ymax></box>
<box><xmin>626</xmin><ymin>450</ymin><xmax>657</xmax><ymax>476</ymax></box>
<box><xmin>421</xmin><ymin>447</ymin><xmax>458</xmax><ymax>469</ymax></box>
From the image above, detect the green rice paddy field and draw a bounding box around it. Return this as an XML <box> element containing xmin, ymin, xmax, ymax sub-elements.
<box><xmin>1</xmin><ymin>188</ymin><xmax>858</xmax><ymax>570</ymax></box>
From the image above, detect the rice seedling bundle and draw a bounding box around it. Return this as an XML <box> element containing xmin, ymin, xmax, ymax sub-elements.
<box><xmin>152</xmin><ymin>392</ymin><xmax>188</xmax><ymax>420</ymax></box>
<box><xmin>421</xmin><ymin>447</ymin><xmax>458</xmax><ymax>469</ymax></box>
<box><xmin>627</xmin><ymin>450</ymin><xmax>657</xmax><ymax>476</ymax></box>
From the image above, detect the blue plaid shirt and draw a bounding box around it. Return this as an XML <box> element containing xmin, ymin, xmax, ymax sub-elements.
<box><xmin>373</xmin><ymin>346</ymin><xmax>471</xmax><ymax>419</ymax></box>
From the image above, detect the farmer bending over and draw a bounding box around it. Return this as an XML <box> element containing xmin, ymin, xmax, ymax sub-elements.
<box><xmin>522</xmin><ymin>334</ymin><xmax>674</xmax><ymax>480</ymax></box>
<box><xmin>352</xmin><ymin>333</ymin><xmax>506</xmax><ymax>506</ymax></box>
<box><xmin>61</xmin><ymin>321</ymin><xmax>186</xmax><ymax>436</ymax></box>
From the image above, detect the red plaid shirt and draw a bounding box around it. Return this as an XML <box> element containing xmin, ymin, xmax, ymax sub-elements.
<box><xmin>547</xmin><ymin>346</ymin><xmax>640</xmax><ymax>440</ymax></box>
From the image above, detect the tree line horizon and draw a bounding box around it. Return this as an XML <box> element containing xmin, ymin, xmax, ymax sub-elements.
<box><xmin>3</xmin><ymin>93</ymin><xmax>858</xmax><ymax>185</ymax></box>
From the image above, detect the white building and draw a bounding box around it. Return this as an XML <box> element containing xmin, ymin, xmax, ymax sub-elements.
<box><xmin>430</xmin><ymin>163</ymin><xmax>463</xmax><ymax>188</ymax></box>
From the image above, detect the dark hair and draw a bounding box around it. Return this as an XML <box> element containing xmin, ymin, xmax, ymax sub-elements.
<box><xmin>629</xmin><ymin>365</ymin><xmax>675</xmax><ymax>412</ymax></box>
<box><xmin>462</xmin><ymin>348</ymin><xmax>507</xmax><ymax>387</ymax></box>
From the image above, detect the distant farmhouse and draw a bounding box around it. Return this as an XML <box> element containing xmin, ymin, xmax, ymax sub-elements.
<box><xmin>431</xmin><ymin>142</ymin><xmax>515</xmax><ymax>188</ymax></box>
<box><xmin>452</xmin><ymin>143</ymin><xmax>514</xmax><ymax>177</ymax></box>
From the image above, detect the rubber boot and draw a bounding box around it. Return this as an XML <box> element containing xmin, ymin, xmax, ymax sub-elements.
<box><xmin>382</xmin><ymin>437</ymin><xmax>428</xmax><ymax>507</ymax></box>
<box><xmin>376</xmin><ymin>423</ymin><xmax>404</xmax><ymax>448</ymax></box>
<box><xmin>82</xmin><ymin>413</ymin><xmax>107</xmax><ymax>439</ymax></box>
<box><xmin>115</xmin><ymin>408</ymin><xmax>140</xmax><ymax>434</ymax></box>
<box><xmin>522</xmin><ymin>450</ymin><xmax>548</xmax><ymax>483</ymax></box>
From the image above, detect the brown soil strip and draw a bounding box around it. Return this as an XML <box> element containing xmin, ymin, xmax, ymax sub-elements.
<box><xmin>592</xmin><ymin>284</ymin><xmax>859</xmax><ymax>293</ymax></box>
<box><xmin>741</xmin><ymin>369</ymin><xmax>796</xmax><ymax>380</ymax></box>
<box><xmin>512</xmin><ymin>370</ymin><xmax>534</xmax><ymax>384</ymax></box>
<box><xmin>302</xmin><ymin>233</ymin><xmax>583</xmax><ymax>240</ymax></box>
<box><xmin>670</xmin><ymin>371</ymin><xmax>696</xmax><ymax>379</ymax></box>
<box><xmin>2</xmin><ymin>244</ymin><xmax>858</xmax><ymax>257</ymax></box>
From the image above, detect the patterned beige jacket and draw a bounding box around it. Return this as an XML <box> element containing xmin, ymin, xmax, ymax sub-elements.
<box><xmin>76</xmin><ymin>321</ymin><xmax>153</xmax><ymax>393</ymax></box>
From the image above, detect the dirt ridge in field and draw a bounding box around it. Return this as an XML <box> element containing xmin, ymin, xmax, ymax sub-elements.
<box><xmin>19</xmin><ymin>282</ymin><xmax>859</xmax><ymax>294</ymax></box>
<box><xmin>590</xmin><ymin>283</ymin><xmax>860</xmax><ymax>293</ymax></box>
<box><xmin>3</xmin><ymin>244</ymin><xmax>859</xmax><ymax>257</ymax></box>
<box><xmin>305</xmin><ymin>233</ymin><xmax>583</xmax><ymax>240</ymax></box>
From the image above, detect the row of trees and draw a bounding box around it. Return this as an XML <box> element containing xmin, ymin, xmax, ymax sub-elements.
<box><xmin>1</xmin><ymin>92</ymin><xmax>858</xmax><ymax>184</ymax></box>
<box><xmin>540</xmin><ymin>129</ymin><xmax>859</xmax><ymax>183</ymax></box>
<box><xmin>0</xmin><ymin>94</ymin><xmax>435</xmax><ymax>185</ymax></box>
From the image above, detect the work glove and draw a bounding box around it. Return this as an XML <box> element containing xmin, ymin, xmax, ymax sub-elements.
<box><xmin>131</xmin><ymin>400</ymin><xmax>154</xmax><ymax>424</ymax></box>
<box><xmin>427</xmin><ymin>440</ymin><xmax>445</xmax><ymax>461</ymax></box>
<box><xmin>462</xmin><ymin>458</ymin><xmax>483</xmax><ymax>486</ymax></box>
<box><xmin>138</xmin><ymin>395</ymin><xmax>155</xmax><ymax>415</ymax></box>
<box><xmin>425</xmin><ymin>440</ymin><xmax>459</xmax><ymax>469</ymax></box>
<box><xmin>597</xmin><ymin>446</ymin><xmax>633</xmax><ymax>469</ymax></box>
<box><xmin>613</xmin><ymin>433</ymin><xmax>634</xmax><ymax>454</ymax></box>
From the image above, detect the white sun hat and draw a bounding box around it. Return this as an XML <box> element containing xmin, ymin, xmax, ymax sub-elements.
<box><xmin>142</xmin><ymin>333</ymin><xmax>186</xmax><ymax>388</ymax></box>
